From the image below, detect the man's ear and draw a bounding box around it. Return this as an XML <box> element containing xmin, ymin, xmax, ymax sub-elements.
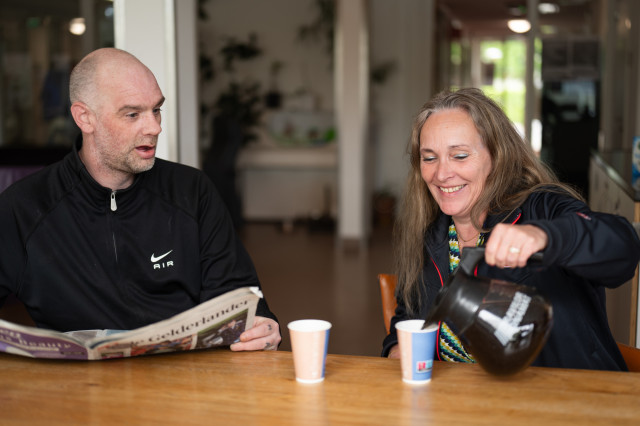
<box><xmin>70</xmin><ymin>102</ymin><xmax>95</xmax><ymax>133</ymax></box>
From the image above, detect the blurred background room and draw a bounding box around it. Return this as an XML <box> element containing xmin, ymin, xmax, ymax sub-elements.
<box><xmin>1</xmin><ymin>0</ymin><xmax>639</xmax><ymax>356</ymax></box>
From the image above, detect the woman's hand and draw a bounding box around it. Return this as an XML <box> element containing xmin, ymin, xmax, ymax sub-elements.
<box><xmin>230</xmin><ymin>316</ymin><xmax>281</xmax><ymax>351</ymax></box>
<box><xmin>484</xmin><ymin>224</ymin><xmax>548</xmax><ymax>269</ymax></box>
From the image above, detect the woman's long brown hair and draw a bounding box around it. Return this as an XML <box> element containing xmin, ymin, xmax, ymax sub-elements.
<box><xmin>394</xmin><ymin>88</ymin><xmax>582</xmax><ymax>315</ymax></box>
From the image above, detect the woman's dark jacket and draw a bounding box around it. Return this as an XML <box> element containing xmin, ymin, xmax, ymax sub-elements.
<box><xmin>382</xmin><ymin>190</ymin><xmax>640</xmax><ymax>370</ymax></box>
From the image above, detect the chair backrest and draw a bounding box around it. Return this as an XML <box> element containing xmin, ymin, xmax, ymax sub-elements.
<box><xmin>378</xmin><ymin>273</ymin><xmax>398</xmax><ymax>334</ymax></box>
<box><xmin>0</xmin><ymin>295</ymin><xmax>35</xmax><ymax>326</ymax></box>
<box><xmin>0</xmin><ymin>165</ymin><xmax>43</xmax><ymax>193</ymax></box>
<box><xmin>617</xmin><ymin>342</ymin><xmax>640</xmax><ymax>372</ymax></box>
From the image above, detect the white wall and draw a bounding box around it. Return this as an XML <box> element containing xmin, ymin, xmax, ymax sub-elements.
<box><xmin>114</xmin><ymin>0</ymin><xmax>178</xmax><ymax>163</ymax></box>
<box><xmin>113</xmin><ymin>0</ymin><xmax>199</xmax><ymax>167</ymax></box>
<box><xmin>369</xmin><ymin>0</ymin><xmax>436</xmax><ymax>199</ymax></box>
<box><xmin>199</xmin><ymin>0</ymin><xmax>437</xmax><ymax>239</ymax></box>
<box><xmin>111</xmin><ymin>0</ymin><xmax>438</xmax><ymax>239</ymax></box>
<box><xmin>199</xmin><ymin>0</ymin><xmax>335</xmax><ymax>147</ymax></box>
<box><xmin>335</xmin><ymin>0</ymin><xmax>370</xmax><ymax>243</ymax></box>
<box><xmin>175</xmin><ymin>1</ymin><xmax>200</xmax><ymax>168</ymax></box>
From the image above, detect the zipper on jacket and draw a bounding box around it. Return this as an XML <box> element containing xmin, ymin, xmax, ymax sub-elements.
<box><xmin>110</xmin><ymin>191</ymin><xmax>117</xmax><ymax>211</ymax></box>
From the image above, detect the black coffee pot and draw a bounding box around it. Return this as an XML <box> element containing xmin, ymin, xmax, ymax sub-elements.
<box><xmin>423</xmin><ymin>247</ymin><xmax>553</xmax><ymax>375</ymax></box>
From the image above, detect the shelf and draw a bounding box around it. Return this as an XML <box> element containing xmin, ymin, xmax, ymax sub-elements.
<box><xmin>237</xmin><ymin>143</ymin><xmax>337</xmax><ymax>170</ymax></box>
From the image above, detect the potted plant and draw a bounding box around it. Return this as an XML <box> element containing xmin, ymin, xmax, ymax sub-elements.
<box><xmin>201</xmin><ymin>33</ymin><xmax>265</xmax><ymax>230</ymax></box>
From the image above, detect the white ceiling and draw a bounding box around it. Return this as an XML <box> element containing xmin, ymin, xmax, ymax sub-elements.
<box><xmin>438</xmin><ymin>0</ymin><xmax>597</xmax><ymax>37</ymax></box>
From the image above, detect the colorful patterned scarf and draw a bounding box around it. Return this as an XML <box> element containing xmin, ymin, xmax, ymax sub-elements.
<box><xmin>437</xmin><ymin>220</ymin><xmax>485</xmax><ymax>363</ymax></box>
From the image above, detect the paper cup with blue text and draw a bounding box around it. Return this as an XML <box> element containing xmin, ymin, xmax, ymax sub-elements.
<box><xmin>288</xmin><ymin>319</ymin><xmax>332</xmax><ymax>383</ymax></box>
<box><xmin>396</xmin><ymin>319</ymin><xmax>438</xmax><ymax>384</ymax></box>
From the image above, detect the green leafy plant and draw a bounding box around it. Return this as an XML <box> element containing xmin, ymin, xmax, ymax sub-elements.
<box><xmin>198</xmin><ymin>34</ymin><xmax>264</xmax><ymax>147</ymax></box>
<box><xmin>220</xmin><ymin>34</ymin><xmax>262</xmax><ymax>72</ymax></box>
<box><xmin>213</xmin><ymin>81</ymin><xmax>263</xmax><ymax>145</ymax></box>
<box><xmin>297</xmin><ymin>0</ymin><xmax>335</xmax><ymax>66</ymax></box>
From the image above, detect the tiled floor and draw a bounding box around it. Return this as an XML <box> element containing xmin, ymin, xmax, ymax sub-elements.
<box><xmin>240</xmin><ymin>222</ymin><xmax>394</xmax><ymax>357</ymax></box>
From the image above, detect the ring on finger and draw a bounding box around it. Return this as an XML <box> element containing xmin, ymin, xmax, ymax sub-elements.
<box><xmin>508</xmin><ymin>246</ymin><xmax>521</xmax><ymax>254</ymax></box>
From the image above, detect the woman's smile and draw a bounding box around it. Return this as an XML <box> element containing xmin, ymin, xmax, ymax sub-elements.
<box><xmin>440</xmin><ymin>184</ymin><xmax>466</xmax><ymax>193</ymax></box>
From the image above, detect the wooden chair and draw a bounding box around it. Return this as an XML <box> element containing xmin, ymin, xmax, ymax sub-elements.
<box><xmin>618</xmin><ymin>342</ymin><xmax>640</xmax><ymax>372</ymax></box>
<box><xmin>378</xmin><ymin>273</ymin><xmax>398</xmax><ymax>334</ymax></box>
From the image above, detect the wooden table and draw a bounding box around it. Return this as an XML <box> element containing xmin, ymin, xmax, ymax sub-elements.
<box><xmin>1</xmin><ymin>350</ymin><xmax>639</xmax><ymax>425</ymax></box>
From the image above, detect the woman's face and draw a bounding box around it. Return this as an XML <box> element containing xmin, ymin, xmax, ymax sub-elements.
<box><xmin>419</xmin><ymin>108</ymin><xmax>492</xmax><ymax>223</ymax></box>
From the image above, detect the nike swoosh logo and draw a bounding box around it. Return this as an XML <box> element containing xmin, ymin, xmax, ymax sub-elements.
<box><xmin>150</xmin><ymin>250</ymin><xmax>173</xmax><ymax>263</ymax></box>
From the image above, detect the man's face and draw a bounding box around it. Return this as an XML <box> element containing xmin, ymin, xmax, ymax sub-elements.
<box><xmin>91</xmin><ymin>63</ymin><xmax>165</xmax><ymax>179</ymax></box>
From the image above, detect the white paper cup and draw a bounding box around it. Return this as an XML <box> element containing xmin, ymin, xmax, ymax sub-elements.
<box><xmin>396</xmin><ymin>319</ymin><xmax>438</xmax><ymax>384</ymax></box>
<box><xmin>288</xmin><ymin>319</ymin><xmax>332</xmax><ymax>383</ymax></box>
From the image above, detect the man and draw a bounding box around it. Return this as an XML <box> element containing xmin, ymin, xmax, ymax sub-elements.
<box><xmin>0</xmin><ymin>48</ymin><xmax>280</xmax><ymax>351</ymax></box>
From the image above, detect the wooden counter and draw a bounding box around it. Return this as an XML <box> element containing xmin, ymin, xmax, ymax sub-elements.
<box><xmin>2</xmin><ymin>349</ymin><xmax>639</xmax><ymax>425</ymax></box>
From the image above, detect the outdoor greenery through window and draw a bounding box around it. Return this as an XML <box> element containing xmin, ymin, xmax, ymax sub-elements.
<box><xmin>481</xmin><ymin>39</ymin><xmax>527</xmax><ymax>131</ymax></box>
<box><xmin>449</xmin><ymin>37</ymin><xmax>542</xmax><ymax>147</ymax></box>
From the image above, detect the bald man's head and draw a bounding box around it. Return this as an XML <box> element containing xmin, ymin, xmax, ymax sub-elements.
<box><xmin>68</xmin><ymin>47</ymin><xmax>164</xmax><ymax>190</ymax></box>
<box><xmin>69</xmin><ymin>48</ymin><xmax>151</xmax><ymax>110</ymax></box>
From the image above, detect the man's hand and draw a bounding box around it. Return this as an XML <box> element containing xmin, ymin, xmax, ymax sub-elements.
<box><xmin>230</xmin><ymin>316</ymin><xmax>281</xmax><ymax>351</ymax></box>
<box><xmin>388</xmin><ymin>344</ymin><xmax>400</xmax><ymax>359</ymax></box>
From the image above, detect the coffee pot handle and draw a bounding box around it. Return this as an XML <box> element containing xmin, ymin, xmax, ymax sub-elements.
<box><xmin>459</xmin><ymin>247</ymin><xmax>544</xmax><ymax>275</ymax></box>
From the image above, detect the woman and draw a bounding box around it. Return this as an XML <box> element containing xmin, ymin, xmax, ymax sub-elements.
<box><xmin>382</xmin><ymin>88</ymin><xmax>640</xmax><ymax>370</ymax></box>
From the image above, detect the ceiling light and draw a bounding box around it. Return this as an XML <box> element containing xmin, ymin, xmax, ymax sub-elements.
<box><xmin>508</xmin><ymin>19</ymin><xmax>531</xmax><ymax>34</ymax></box>
<box><xmin>538</xmin><ymin>3</ymin><xmax>560</xmax><ymax>14</ymax></box>
<box><xmin>69</xmin><ymin>18</ymin><xmax>86</xmax><ymax>35</ymax></box>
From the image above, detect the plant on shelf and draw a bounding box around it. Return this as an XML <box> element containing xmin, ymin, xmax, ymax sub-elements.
<box><xmin>297</xmin><ymin>0</ymin><xmax>335</xmax><ymax>68</ymax></box>
<box><xmin>265</xmin><ymin>60</ymin><xmax>284</xmax><ymax>109</ymax></box>
<box><xmin>211</xmin><ymin>33</ymin><xmax>264</xmax><ymax>146</ymax></box>
<box><xmin>198</xmin><ymin>5</ymin><xmax>265</xmax><ymax>230</ymax></box>
<box><xmin>198</xmin><ymin>0</ymin><xmax>265</xmax><ymax>147</ymax></box>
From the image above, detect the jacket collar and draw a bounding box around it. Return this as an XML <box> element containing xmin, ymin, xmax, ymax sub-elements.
<box><xmin>70</xmin><ymin>135</ymin><xmax>145</xmax><ymax>193</ymax></box>
<box><xmin>483</xmin><ymin>207</ymin><xmax>523</xmax><ymax>228</ymax></box>
<box><xmin>68</xmin><ymin>134</ymin><xmax>86</xmax><ymax>175</ymax></box>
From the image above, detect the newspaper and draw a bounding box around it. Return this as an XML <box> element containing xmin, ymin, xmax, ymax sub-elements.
<box><xmin>0</xmin><ymin>286</ymin><xmax>262</xmax><ymax>360</ymax></box>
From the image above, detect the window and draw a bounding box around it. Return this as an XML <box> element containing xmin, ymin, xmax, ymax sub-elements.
<box><xmin>0</xmin><ymin>0</ymin><xmax>114</xmax><ymax>151</ymax></box>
